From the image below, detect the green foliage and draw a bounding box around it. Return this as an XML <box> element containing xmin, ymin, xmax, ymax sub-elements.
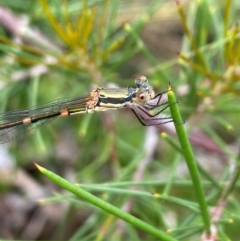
<box><xmin>0</xmin><ymin>0</ymin><xmax>240</xmax><ymax>240</ymax></box>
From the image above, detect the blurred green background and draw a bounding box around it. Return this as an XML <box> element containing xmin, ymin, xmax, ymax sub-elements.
<box><xmin>0</xmin><ymin>0</ymin><xmax>240</xmax><ymax>240</ymax></box>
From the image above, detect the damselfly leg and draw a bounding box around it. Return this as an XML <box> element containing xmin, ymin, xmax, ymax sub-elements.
<box><xmin>130</xmin><ymin>91</ymin><xmax>174</xmax><ymax>126</ymax></box>
<box><xmin>131</xmin><ymin>104</ymin><xmax>173</xmax><ymax>126</ymax></box>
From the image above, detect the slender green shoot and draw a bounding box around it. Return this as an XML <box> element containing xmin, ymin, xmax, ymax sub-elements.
<box><xmin>167</xmin><ymin>83</ymin><xmax>211</xmax><ymax>235</ymax></box>
<box><xmin>35</xmin><ymin>163</ymin><xmax>178</xmax><ymax>241</ymax></box>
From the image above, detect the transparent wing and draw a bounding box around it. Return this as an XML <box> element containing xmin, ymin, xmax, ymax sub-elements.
<box><xmin>0</xmin><ymin>96</ymin><xmax>88</xmax><ymax>143</ymax></box>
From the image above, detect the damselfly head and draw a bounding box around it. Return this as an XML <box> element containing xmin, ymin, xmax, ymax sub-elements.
<box><xmin>134</xmin><ymin>75</ymin><xmax>153</xmax><ymax>96</ymax></box>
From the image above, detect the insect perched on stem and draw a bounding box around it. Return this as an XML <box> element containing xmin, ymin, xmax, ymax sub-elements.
<box><xmin>0</xmin><ymin>75</ymin><xmax>172</xmax><ymax>143</ymax></box>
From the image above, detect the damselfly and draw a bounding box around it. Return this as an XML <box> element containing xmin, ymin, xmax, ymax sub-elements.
<box><xmin>0</xmin><ymin>75</ymin><xmax>172</xmax><ymax>143</ymax></box>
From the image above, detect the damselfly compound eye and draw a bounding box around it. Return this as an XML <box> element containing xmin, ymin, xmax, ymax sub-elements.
<box><xmin>135</xmin><ymin>75</ymin><xmax>148</xmax><ymax>88</ymax></box>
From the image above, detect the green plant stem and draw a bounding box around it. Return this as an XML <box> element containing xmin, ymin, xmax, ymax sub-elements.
<box><xmin>167</xmin><ymin>84</ymin><xmax>211</xmax><ymax>235</ymax></box>
<box><xmin>35</xmin><ymin>163</ymin><xmax>177</xmax><ymax>241</ymax></box>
